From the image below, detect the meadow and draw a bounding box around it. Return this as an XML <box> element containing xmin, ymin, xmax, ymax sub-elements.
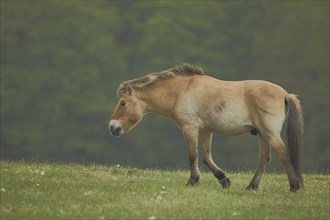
<box><xmin>1</xmin><ymin>161</ymin><xmax>329</xmax><ymax>219</ymax></box>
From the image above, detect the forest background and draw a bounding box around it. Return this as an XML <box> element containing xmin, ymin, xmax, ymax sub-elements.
<box><xmin>1</xmin><ymin>0</ymin><xmax>329</xmax><ymax>172</ymax></box>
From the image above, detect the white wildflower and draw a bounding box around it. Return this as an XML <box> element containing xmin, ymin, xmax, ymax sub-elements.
<box><xmin>156</xmin><ymin>195</ymin><xmax>162</xmax><ymax>201</ymax></box>
<box><xmin>116</xmin><ymin>164</ymin><xmax>121</xmax><ymax>168</ymax></box>
<box><xmin>83</xmin><ymin>191</ymin><xmax>93</xmax><ymax>196</ymax></box>
<box><xmin>35</xmin><ymin>170</ymin><xmax>45</xmax><ymax>176</ymax></box>
<box><xmin>1</xmin><ymin>188</ymin><xmax>5</xmax><ymax>192</ymax></box>
<box><xmin>148</xmin><ymin>216</ymin><xmax>156</xmax><ymax>220</ymax></box>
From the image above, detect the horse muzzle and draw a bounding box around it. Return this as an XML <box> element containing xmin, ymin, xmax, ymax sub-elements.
<box><xmin>109</xmin><ymin>120</ymin><xmax>124</xmax><ymax>136</ymax></box>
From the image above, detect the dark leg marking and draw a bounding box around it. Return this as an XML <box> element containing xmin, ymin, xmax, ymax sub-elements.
<box><xmin>214</xmin><ymin>170</ymin><xmax>231</xmax><ymax>188</ymax></box>
<box><xmin>186</xmin><ymin>153</ymin><xmax>200</xmax><ymax>186</ymax></box>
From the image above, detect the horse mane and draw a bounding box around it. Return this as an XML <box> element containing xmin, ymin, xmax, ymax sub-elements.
<box><xmin>117</xmin><ymin>64</ymin><xmax>205</xmax><ymax>97</ymax></box>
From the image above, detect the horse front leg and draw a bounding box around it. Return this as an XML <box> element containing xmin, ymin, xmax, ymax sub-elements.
<box><xmin>200</xmin><ymin>131</ymin><xmax>231</xmax><ymax>188</ymax></box>
<box><xmin>183</xmin><ymin>128</ymin><xmax>200</xmax><ymax>186</ymax></box>
<box><xmin>246</xmin><ymin>134</ymin><xmax>271</xmax><ymax>190</ymax></box>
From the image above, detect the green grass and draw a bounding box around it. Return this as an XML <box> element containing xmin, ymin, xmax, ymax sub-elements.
<box><xmin>1</xmin><ymin>161</ymin><xmax>329</xmax><ymax>219</ymax></box>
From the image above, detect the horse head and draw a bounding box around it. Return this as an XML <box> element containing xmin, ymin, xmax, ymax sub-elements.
<box><xmin>109</xmin><ymin>83</ymin><xmax>145</xmax><ymax>136</ymax></box>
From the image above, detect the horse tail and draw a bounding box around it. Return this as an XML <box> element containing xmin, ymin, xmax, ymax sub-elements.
<box><xmin>285</xmin><ymin>94</ymin><xmax>304</xmax><ymax>186</ymax></box>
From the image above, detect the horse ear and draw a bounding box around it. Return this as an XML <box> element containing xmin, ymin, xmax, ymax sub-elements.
<box><xmin>125</xmin><ymin>83</ymin><xmax>133</xmax><ymax>95</ymax></box>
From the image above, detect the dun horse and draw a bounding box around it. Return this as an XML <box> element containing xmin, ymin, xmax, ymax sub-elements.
<box><xmin>109</xmin><ymin>64</ymin><xmax>303</xmax><ymax>192</ymax></box>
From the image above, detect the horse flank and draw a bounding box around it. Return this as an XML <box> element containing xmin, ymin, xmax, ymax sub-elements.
<box><xmin>117</xmin><ymin>64</ymin><xmax>205</xmax><ymax>97</ymax></box>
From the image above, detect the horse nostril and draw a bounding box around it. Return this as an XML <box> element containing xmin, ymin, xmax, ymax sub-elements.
<box><xmin>109</xmin><ymin>120</ymin><xmax>123</xmax><ymax>136</ymax></box>
<box><xmin>115</xmin><ymin>127</ymin><xmax>121</xmax><ymax>135</ymax></box>
<box><xmin>110</xmin><ymin>125</ymin><xmax>117</xmax><ymax>135</ymax></box>
<box><xmin>110</xmin><ymin>125</ymin><xmax>121</xmax><ymax>136</ymax></box>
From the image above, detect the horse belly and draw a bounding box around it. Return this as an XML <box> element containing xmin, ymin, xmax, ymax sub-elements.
<box><xmin>207</xmin><ymin>108</ymin><xmax>252</xmax><ymax>136</ymax></box>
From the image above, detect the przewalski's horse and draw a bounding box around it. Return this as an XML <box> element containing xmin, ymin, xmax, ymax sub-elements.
<box><xmin>109</xmin><ymin>64</ymin><xmax>304</xmax><ymax>192</ymax></box>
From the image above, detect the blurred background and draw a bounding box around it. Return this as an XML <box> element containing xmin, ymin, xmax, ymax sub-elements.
<box><xmin>1</xmin><ymin>1</ymin><xmax>329</xmax><ymax>172</ymax></box>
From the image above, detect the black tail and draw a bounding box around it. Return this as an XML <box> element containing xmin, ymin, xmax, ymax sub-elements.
<box><xmin>286</xmin><ymin>94</ymin><xmax>304</xmax><ymax>186</ymax></box>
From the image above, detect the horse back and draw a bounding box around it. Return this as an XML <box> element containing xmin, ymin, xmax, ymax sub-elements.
<box><xmin>174</xmin><ymin>76</ymin><xmax>288</xmax><ymax>135</ymax></box>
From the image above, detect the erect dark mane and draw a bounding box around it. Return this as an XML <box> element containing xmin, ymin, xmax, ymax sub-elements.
<box><xmin>169</xmin><ymin>63</ymin><xmax>205</xmax><ymax>76</ymax></box>
<box><xmin>117</xmin><ymin>64</ymin><xmax>205</xmax><ymax>97</ymax></box>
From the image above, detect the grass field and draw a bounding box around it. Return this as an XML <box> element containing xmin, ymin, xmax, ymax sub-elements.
<box><xmin>0</xmin><ymin>161</ymin><xmax>329</xmax><ymax>219</ymax></box>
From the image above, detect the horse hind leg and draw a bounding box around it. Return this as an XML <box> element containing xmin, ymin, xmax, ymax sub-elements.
<box><xmin>200</xmin><ymin>131</ymin><xmax>230</xmax><ymax>188</ymax></box>
<box><xmin>246</xmin><ymin>134</ymin><xmax>271</xmax><ymax>190</ymax></box>
<box><xmin>267</xmin><ymin>135</ymin><xmax>301</xmax><ymax>192</ymax></box>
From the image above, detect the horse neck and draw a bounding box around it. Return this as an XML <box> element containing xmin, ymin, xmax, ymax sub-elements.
<box><xmin>136</xmin><ymin>77</ymin><xmax>187</xmax><ymax>118</ymax></box>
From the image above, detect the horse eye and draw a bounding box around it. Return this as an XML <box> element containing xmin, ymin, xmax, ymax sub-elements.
<box><xmin>120</xmin><ymin>100</ymin><xmax>126</xmax><ymax>106</ymax></box>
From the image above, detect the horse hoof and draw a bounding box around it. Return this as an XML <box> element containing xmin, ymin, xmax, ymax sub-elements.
<box><xmin>289</xmin><ymin>180</ymin><xmax>303</xmax><ymax>192</ymax></box>
<box><xmin>186</xmin><ymin>176</ymin><xmax>199</xmax><ymax>186</ymax></box>
<box><xmin>290</xmin><ymin>187</ymin><xmax>298</xmax><ymax>192</ymax></box>
<box><xmin>246</xmin><ymin>183</ymin><xmax>259</xmax><ymax>190</ymax></box>
<box><xmin>290</xmin><ymin>182</ymin><xmax>302</xmax><ymax>192</ymax></box>
<box><xmin>219</xmin><ymin>177</ymin><xmax>231</xmax><ymax>188</ymax></box>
